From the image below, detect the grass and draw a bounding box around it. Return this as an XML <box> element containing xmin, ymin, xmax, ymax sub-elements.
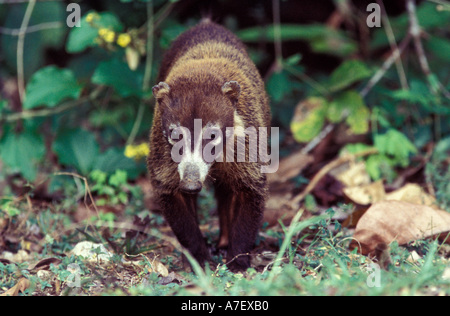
<box><xmin>0</xmin><ymin>173</ymin><xmax>449</xmax><ymax>296</ymax></box>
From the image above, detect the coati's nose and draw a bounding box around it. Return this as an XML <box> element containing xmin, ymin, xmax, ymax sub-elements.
<box><xmin>179</xmin><ymin>163</ymin><xmax>203</xmax><ymax>194</ymax></box>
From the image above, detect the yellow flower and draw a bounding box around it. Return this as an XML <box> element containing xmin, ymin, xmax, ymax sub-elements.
<box><xmin>85</xmin><ymin>12</ymin><xmax>99</xmax><ymax>23</ymax></box>
<box><xmin>86</xmin><ymin>14</ymin><xmax>94</xmax><ymax>23</ymax></box>
<box><xmin>117</xmin><ymin>33</ymin><xmax>131</xmax><ymax>48</ymax></box>
<box><xmin>98</xmin><ymin>28</ymin><xmax>115</xmax><ymax>43</ymax></box>
<box><xmin>124</xmin><ymin>143</ymin><xmax>150</xmax><ymax>160</ymax></box>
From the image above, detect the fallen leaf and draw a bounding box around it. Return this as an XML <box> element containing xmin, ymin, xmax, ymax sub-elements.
<box><xmin>386</xmin><ymin>183</ymin><xmax>437</xmax><ymax>208</ymax></box>
<box><xmin>29</xmin><ymin>257</ymin><xmax>62</xmax><ymax>273</ymax></box>
<box><xmin>333</xmin><ymin>161</ymin><xmax>371</xmax><ymax>187</ymax></box>
<box><xmin>157</xmin><ymin>271</ymin><xmax>185</xmax><ymax>285</ymax></box>
<box><xmin>148</xmin><ymin>258</ymin><xmax>169</xmax><ymax>277</ymax></box>
<box><xmin>0</xmin><ymin>278</ymin><xmax>30</xmax><ymax>296</ymax></box>
<box><xmin>267</xmin><ymin>151</ymin><xmax>313</xmax><ymax>183</ymax></box>
<box><xmin>343</xmin><ymin>180</ymin><xmax>385</xmax><ymax>205</ymax></box>
<box><xmin>350</xmin><ymin>200</ymin><xmax>450</xmax><ymax>256</ymax></box>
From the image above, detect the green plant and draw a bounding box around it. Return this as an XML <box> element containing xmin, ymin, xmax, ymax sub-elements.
<box><xmin>90</xmin><ymin>169</ymin><xmax>133</xmax><ymax>206</ymax></box>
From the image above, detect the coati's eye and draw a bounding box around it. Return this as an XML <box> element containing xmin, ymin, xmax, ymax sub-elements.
<box><xmin>204</xmin><ymin>126</ymin><xmax>222</xmax><ymax>143</ymax></box>
<box><xmin>167</xmin><ymin>123</ymin><xmax>181</xmax><ymax>145</ymax></box>
<box><xmin>210</xmin><ymin>129</ymin><xmax>218</xmax><ymax>139</ymax></box>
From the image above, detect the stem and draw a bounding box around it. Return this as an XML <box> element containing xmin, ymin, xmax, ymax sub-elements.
<box><xmin>127</xmin><ymin>0</ymin><xmax>154</xmax><ymax>146</ymax></box>
<box><xmin>142</xmin><ymin>0</ymin><xmax>154</xmax><ymax>93</ymax></box>
<box><xmin>360</xmin><ymin>33</ymin><xmax>411</xmax><ymax>98</ymax></box>
<box><xmin>1</xmin><ymin>86</ymin><xmax>104</xmax><ymax>123</ymax></box>
<box><xmin>17</xmin><ymin>0</ymin><xmax>36</xmax><ymax>105</ymax></box>
<box><xmin>406</xmin><ymin>0</ymin><xmax>450</xmax><ymax>98</ymax></box>
<box><xmin>377</xmin><ymin>0</ymin><xmax>409</xmax><ymax>91</ymax></box>
<box><xmin>272</xmin><ymin>0</ymin><xmax>282</xmax><ymax>67</ymax></box>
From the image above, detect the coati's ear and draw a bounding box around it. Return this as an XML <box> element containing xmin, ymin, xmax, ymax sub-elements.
<box><xmin>152</xmin><ymin>82</ymin><xmax>171</xmax><ymax>101</ymax></box>
<box><xmin>222</xmin><ymin>81</ymin><xmax>241</xmax><ymax>103</ymax></box>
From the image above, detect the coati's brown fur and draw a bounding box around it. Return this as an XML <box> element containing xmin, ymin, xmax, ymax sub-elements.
<box><xmin>147</xmin><ymin>20</ymin><xmax>271</xmax><ymax>271</ymax></box>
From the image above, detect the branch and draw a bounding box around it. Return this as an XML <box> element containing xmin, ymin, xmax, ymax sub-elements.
<box><xmin>360</xmin><ymin>33</ymin><xmax>412</xmax><ymax>98</ymax></box>
<box><xmin>1</xmin><ymin>86</ymin><xmax>104</xmax><ymax>123</ymax></box>
<box><xmin>289</xmin><ymin>148</ymin><xmax>379</xmax><ymax>207</ymax></box>
<box><xmin>406</xmin><ymin>0</ymin><xmax>450</xmax><ymax>98</ymax></box>
<box><xmin>377</xmin><ymin>0</ymin><xmax>409</xmax><ymax>91</ymax></box>
<box><xmin>0</xmin><ymin>22</ymin><xmax>62</xmax><ymax>36</ymax></box>
<box><xmin>17</xmin><ymin>0</ymin><xmax>36</xmax><ymax>105</ymax></box>
<box><xmin>126</xmin><ymin>0</ymin><xmax>154</xmax><ymax>146</ymax></box>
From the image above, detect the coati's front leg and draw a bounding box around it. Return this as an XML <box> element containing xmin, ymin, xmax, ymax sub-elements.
<box><xmin>158</xmin><ymin>192</ymin><xmax>211</xmax><ymax>266</ymax></box>
<box><xmin>227</xmin><ymin>189</ymin><xmax>264</xmax><ymax>271</ymax></box>
<box><xmin>216</xmin><ymin>183</ymin><xmax>265</xmax><ymax>271</ymax></box>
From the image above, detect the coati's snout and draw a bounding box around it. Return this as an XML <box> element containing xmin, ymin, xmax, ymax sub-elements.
<box><xmin>179</xmin><ymin>162</ymin><xmax>203</xmax><ymax>194</ymax></box>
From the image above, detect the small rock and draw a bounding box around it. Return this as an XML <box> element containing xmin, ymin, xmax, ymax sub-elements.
<box><xmin>70</xmin><ymin>241</ymin><xmax>113</xmax><ymax>264</ymax></box>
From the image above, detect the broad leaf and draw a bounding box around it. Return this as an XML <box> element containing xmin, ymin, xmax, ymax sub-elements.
<box><xmin>53</xmin><ymin>129</ymin><xmax>100</xmax><ymax>175</ymax></box>
<box><xmin>290</xmin><ymin>97</ymin><xmax>327</xmax><ymax>143</ymax></box>
<box><xmin>374</xmin><ymin>129</ymin><xmax>418</xmax><ymax>167</ymax></box>
<box><xmin>92</xmin><ymin>58</ymin><xmax>143</xmax><ymax>97</ymax></box>
<box><xmin>266</xmin><ymin>70</ymin><xmax>292</xmax><ymax>102</ymax></box>
<box><xmin>23</xmin><ymin>66</ymin><xmax>82</xmax><ymax>109</ymax></box>
<box><xmin>327</xmin><ymin>91</ymin><xmax>370</xmax><ymax>134</ymax></box>
<box><xmin>0</xmin><ymin>129</ymin><xmax>45</xmax><ymax>181</ymax></box>
<box><xmin>328</xmin><ymin>60</ymin><xmax>372</xmax><ymax>92</ymax></box>
<box><xmin>66</xmin><ymin>11</ymin><xmax>123</xmax><ymax>53</ymax></box>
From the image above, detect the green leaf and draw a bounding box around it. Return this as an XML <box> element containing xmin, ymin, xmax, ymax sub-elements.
<box><xmin>341</xmin><ymin>143</ymin><xmax>375</xmax><ymax>155</ymax></box>
<box><xmin>266</xmin><ymin>70</ymin><xmax>293</xmax><ymax>102</ymax></box>
<box><xmin>53</xmin><ymin>129</ymin><xmax>100</xmax><ymax>175</ymax></box>
<box><xmin>92</xmin><ymin>58</ymin><xmax>143</xmax><ymax>97</ymax></box>
<box><xmin>0</xmin><ymin>129</ymin><xmax>45</xmax><ymax>181</ymax></box>
<box><xmin>374</xmin><ymin>129</ymin><xmax>418</xmax><ymax>167</ymax></box>
<box><xmin>237</xmin><ymin>24</ymin><xmax>356</xmax><ymax>57</ymax></box>
<box><xmin>327</xmin><ymin>91</ymin><xmax>370</xmax><ymax>134</ymax></box>
<box><xmin>366</xmin><ymin>154</ymin><xmax>396</xmax><ymax>181</ymax></box>
<box><xmin>23</xmin><ymin>66</ymin><xmax>82</xmax><ymax>109</ymax></box>
<box><xmin>290</xmin><ymin>97</ymin><xmax>327</xmax><ymax>143</ymax></box>
<box><xmin>109</xmin><ymin>170</ymin><xmax>127</xmax><ymax>187</ymax></box>
<box><xmin>425</xmin><ymin>35</ymin><xmax>450</xmax><ymax>62</ymax></box>
<box><xmin>66</xmin><ymin>11</ymin><xmax>123</xmax><ymax>53</ymax></box>
<box><xmin>92</xmin><ymin>148</ymin><xmax>137</xmax><ymax>177</ymax></box>
<box><xmin>433</xmin><ymin>137</ymin><xmax>450</xmax><ymax>163</ymax></box>
<box><xmin>284</xmin><ymin>54</ymin><xmax>302</xmax><ymax>66</ymax></box>
<box><xmin>329</xmin><ymin>60</ymin><xmax>372</xmax><ymax>92</ymax></box>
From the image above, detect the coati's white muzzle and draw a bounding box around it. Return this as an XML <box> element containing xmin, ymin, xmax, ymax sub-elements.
<box><xmin>172</xmin><ymin>120</ymin><xmax>222</xmax><ymax>194</ymax></box>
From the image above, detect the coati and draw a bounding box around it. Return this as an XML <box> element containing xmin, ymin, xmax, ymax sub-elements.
<box><xmin>147</xmin><ymin>20</ymin><xmax>271</xmax><ymax>271</ymax></box>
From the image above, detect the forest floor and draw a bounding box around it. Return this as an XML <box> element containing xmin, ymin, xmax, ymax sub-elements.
<box><xmin>1</xmin><ymin>154</ymin><xmax>450</xmax><ymax>296</ymax></box>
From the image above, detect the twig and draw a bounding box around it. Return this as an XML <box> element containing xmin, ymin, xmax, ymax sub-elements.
<box><xmin>1</xmin><ymin>86</ymin><xmax>104</xmax><ymax>123</ymax></box>
<box><xmin>360</xmin><ymin>33</ymin><xmax>412</xmax><ymax>98</ymax></box>
<box><xmin>377</xmin><ymin>0</ymin><xmax>409</xmax><ymax>91</ymax></box>
<box><xmin>53</xmin><ymin>172</ymin><xmax>100</xmax><ymax>218</ymax></box>
<box><xmin>300</xmin><ymin>124</ymin><xmax>335</xmax><ymax>154</ymax></box>
<box><xmin>16</xmin><ymin>0</ymin><xmax>36</xmax><ymax>105</ymax></box>
<box><xmin>406</xmin><ymin>0</ymin><xmax>450</xmax><ymax>98</ymax></box>
<box><xmin>272</xmin><ymin>0</ymin><xmax>282</xmax><ymax>66</ymax></box>
<box><xmin>289</xmin><ymin>148</ymin><xmax>379</xmax><ymax>208</ymax></box>
<box><xmin>142</xmin><ymin>1</ymin><xmax>154</xmax><ymax>93</ymax></box>
<box><xmin>0</xmin><ymin>22</ymin><xmax>62</xmax><ymax>35</ymax></box>
<box><xmin>126</xmin><ymin>1</ymin><xmax>154</xmax><ymax>146</ymax></box>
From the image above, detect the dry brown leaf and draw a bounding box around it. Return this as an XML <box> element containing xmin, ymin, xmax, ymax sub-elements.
<box><xmin>267</xmin><ymin>151</ymin><xmax>313</xmax><ymax>184</ymax></box>
<box><xmin>0</xmin><ymin>278</ymin><xmax>30</xmax><ymax>296</ymax></box>
<box><xmin>343</xmin><ymin>180</ymin><xmax>386</xmax><ymax>205</ymax></box>
<box><xmin>29</xmin><ymin>257</ymin><xmax>62</xmax><ymax>273</ymax></box>
<box><xmin>350</xmin><ymin>200</ymin><xmax>450</xmax><ymax>256</ymax></box>
<box><xmin>334</xmin><ymin>161</ymin><xmax>371</xmax><ymax>187</ymax></box>
<box><xmin>148</xmin><ymin>258</ymin><xmax>169</xmax><ymax>277</ymax></box>
<box><xmin>386</xmin><ymin>183</ymin><xmax>438</xmax><ymax>208</ymax></box>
